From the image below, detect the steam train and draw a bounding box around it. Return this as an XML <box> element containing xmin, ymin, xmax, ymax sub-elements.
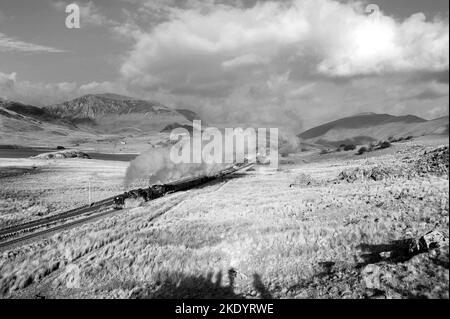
<box><xmin>113</xmin><ymin>175</ymin><xmax>216</xmax><ymax>209</ymax></box>
<box><xmin>113</xmin><ymin>185</ymin><xmax>174</xmax><ymax>208</ymax></box>
<box><xmin>113</xmin><ymin>162</ymin><xmax>252</xmax><ymax>209</ymax></box>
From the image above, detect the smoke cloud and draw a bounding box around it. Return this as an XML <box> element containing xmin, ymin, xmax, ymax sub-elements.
<box><xmin>124</xmin><ymin>126</ymin><xmax>299</xmax><ymax>187</ymax></box>
<box><xmin>124</xmin><ymin>144</ymin><xmax>230</xmax><ymax>187</ymax></box>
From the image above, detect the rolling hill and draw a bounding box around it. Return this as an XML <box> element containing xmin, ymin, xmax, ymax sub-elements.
<box><xmin>44</xmin><ymin>94</ymin><xmax>200</xmax><ymax>134</ymax></box>
<box><xmin>0</xmin><ymin>99</ymin><xmax>98</xmax><ymax>148</ymax></box>
<box><xmin>299</xmin><ymin>113</ymin><xmax>449</xmax><ymax>147</ymax></box>
<box><xmin>0</xmin><ymin>94</ymin><xmax>202</xmax><ymax>150</ymax></box>
<box><xmin>2</xmin><ymin>96</ymin><xmax>447</xmax><ymax>152</ymax></box>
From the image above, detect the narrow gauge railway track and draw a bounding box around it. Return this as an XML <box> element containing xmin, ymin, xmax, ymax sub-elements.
<box><xmin>0</xmin><ymin>197</ymin><xmax>116</xmax><ymax>239</ymax></box>
<box><xmin>0</xmin><ymin>208</ymin><xmax>118</xmax><ymax>251</ymax></box>
<box><xmin>0</xmin><ymin>162</ymin><xmax>253</xmax><ymax>250</ymax></box>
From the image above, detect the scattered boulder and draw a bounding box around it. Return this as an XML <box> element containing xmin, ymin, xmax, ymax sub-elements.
<box><xmin>360</xmin><ymin>244</ymin><xmax>449</xmax><ymax>299</ymax></box>
<box><xmin>360</xmin><ymin>231</ymin><xmax>449</xmax><ymax>298</ymax></box>
<box><xmin>379</xmin><ymin>141</ymin><xmax>391</xmax><ymax>149</ymax></box>
<box><xmin>414</xmin><ymin>146</ymin><xmax>449</xmax><ymax>177</ymax></box>
<box><xmin>358</xmin><ymin>231</ymin><xmax>448</xmax><ymax>263</ymax></box>
<box><xmin>419</xmin><ymin>231</ymin><xmax>447</xmax><ymax>251</ymax></box>
<box><xmin>343</xmin><ymin>144</ymin><xmax>356</xmax><ymax>151</ymax></box>
<box><xmin>361</xmin><ymin>264</ymin><xmax>382</xmax><ymax>290</ymax></box>
<box><xmin>290</xmin><ymin>173</ymin><xmax>323</xmax><ymax>187</ymax></box>
<box><xmin>357</xmin><ymin>146</ymin><xmax>368</xmax><ymax>155</ymax></box>
<box><xmin>320</xmin><ymin>149</ymin><xmax>332</xmax><ymax>155</ymax></box>
<box><xmin>337</xmin><ymin>166</ymin><xmax>392</xmax><ymax>183</ymax></box>
<box><xmin>31</xmin><ymin>150</ymin><xmax>91</xmax><ymax>160</ymax></box>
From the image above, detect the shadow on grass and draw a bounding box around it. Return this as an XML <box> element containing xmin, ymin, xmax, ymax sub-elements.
<box><xmin>131</xmin><ymin>268</ymin><xmax>272</xmax><ymax>299</ymax></box>
<box><xmin>356</xmin><ymin>238</ymin><xmax>423</xmax><ymax>266</ymax></box>
<box><xmin>252</xmin><ymin>273</ymin><xmax>272</xmax><ymax>299</ymax></box>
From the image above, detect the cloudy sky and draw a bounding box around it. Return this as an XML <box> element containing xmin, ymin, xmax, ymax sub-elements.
<box><xmin>0</xmin><ymin>0</ymin><xmax>448</xmax><ymax>130</ymax></box>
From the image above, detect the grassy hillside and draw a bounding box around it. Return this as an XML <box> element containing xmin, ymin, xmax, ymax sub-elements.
<box><xmin>1</xmin><ymin>136</ymin><xmax>448</xmax><ymax>299</ymax></box>
<box><xmin>0</xmin><ymin>101</ymin><xmax>99</xmax><ymax>148</ymax></box>
<box><xmin>45</xmin><ymin>94</ymin><xmax>199</xmax><ymax>134</ymax></box>
<box><xmin>0</xmin><ymin>95</ymin><xmax>202</xmax><ymax>151</ymax></box>
<box><xmin>299</xmin><ymin>113</ymin><xmax>448</xmax><ymax>147</ymax></box>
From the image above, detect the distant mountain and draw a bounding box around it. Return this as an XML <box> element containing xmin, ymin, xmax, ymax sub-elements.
<box><xmin>93</xmin><ymin>93</ymin><xmax>137</xmax><ymax>101</ymax></box>
<box><xmin>160</xmin><ymin>122</ymin><xmax>195</xmax><ymax>134</ymax></box>
<box><xmin>45</xmin><ymin>94</ymin><xmax>170</xmax><ymax>118</ymax></box>
<box><xmin>299</xmin><ymin>113</ymin><xmax>449</xmax><ymax>147</ymax></box>
<box><xmin>0</xmin><ymin>94</ymin><xmax>202</xmax><ymax>149</ymax></box>
<box><xmin>44</xmin><ymin>94</ymin><xmax>201</xmax><ymax>134</ymax></box>
<box><xmin>175</xmin><ymin>109</ymin><xmax>200</xmax><ymax>122</ymax></box>
<box><xmin>3</xmin><ymin>96</ymin><xmax>446</xmax><ymax>151</ymax></box>
<box><xmin>1</xmin><ymin>100</ymin><xmax>69</xmax><ymax>124</ymax></box>
<box><xmin>0</xmin><ymin>100</ymin><xmax>96</xmax><ymax>147</ymax></box>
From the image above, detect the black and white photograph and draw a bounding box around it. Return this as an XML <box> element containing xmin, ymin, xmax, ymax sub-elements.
<box><xmin>0</xmin><ymin>0</ymin><xmax>449</xmax><ymax>306</ymax></box>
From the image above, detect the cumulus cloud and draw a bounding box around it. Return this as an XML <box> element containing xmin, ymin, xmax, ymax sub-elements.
<box><xmin>317</xmin><ymin>12</ymin><xmax>449</xmax><ymax>76</ymax></box>
<box><xmin>403</xmin><ymin>81</ymin><xmax>449</xmax><ymax>101</ymax></box>
<box><xmin>0</xmin><ymin>32</ymin><xmax>65</xmax><ymax>53</ymax></box>
<box><xmin>116</xmin><ymin>0</ymin><xmax>448</xmax><ymax>129</ymax></box>
<box><xmin>1</xmin><ymin>0</ymin><xmax>449</xmax><ymax>129</ymax></box>
<box><xmin>120</xmin><ymin>0</ymin><xmax>448</xmax><ymax>89</ymax></box>
<box><xmin>0</xmin><ymin>8</ymin><xmax>64</xmax><ymax>53</ymax></box>
<box><xmin>0</xmin><ymin>71</ymin><xmax>127</xmax><ymax>105</ymax></box>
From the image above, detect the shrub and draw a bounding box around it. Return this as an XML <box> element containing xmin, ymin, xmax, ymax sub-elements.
<box><xmin>357</xmin><ymin>147</ymin><xmax>368</xmax><ymax>155</ymax></box>
<box><xmin>343</xmin><ymin>144</ymin><xmax>356</xmax><ymax>151</ymax></box>
<box><xmin>389</xmin><ymin>136</ymin><xmax>413</xmax><ymax>143</ymax></box>
<box><xmin>368</xmin><ymin>142</ymin><xmax>377</xmax><ymax>152</ymax></box>
<box><xmin>379</xmin><ymin>141</ymin><xmax>391</xmax><ymax>149</ymax></box>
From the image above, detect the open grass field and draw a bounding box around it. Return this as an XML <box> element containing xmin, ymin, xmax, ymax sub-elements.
<box><xmin>0</xmin><ymin>158</ymin><xmax>128</xmax><ymax>228</ymax></box>
<box><xmin>0</xmin><ymin>136</ymin><xmax>448</xmax><ymax>299</ymax></box>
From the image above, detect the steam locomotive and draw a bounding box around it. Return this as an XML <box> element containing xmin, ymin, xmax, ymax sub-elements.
<box><xmin>113</xmin><ymin>163</ymin><xmax>252</xmax><ymax>209</ymax></box>
<box><xmin>113</xmin><ymin>185</ymin><xmax>173</xmax><ymax>208</ymax></box>
<box><xmin>113</xmin><ymin>174</ymin><xmax>218</xmax><ymax>209</ymax></box>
